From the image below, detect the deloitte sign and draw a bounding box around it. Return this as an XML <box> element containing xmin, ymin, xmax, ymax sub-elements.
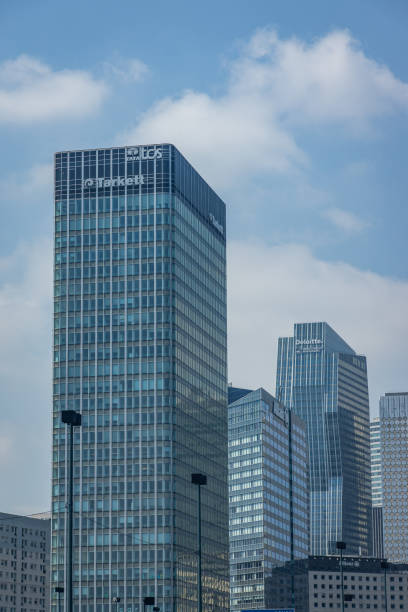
<box><xmin>295</xmin><ymin>338</ymin><xmax>323</xmax><ymax>353</ymax></box>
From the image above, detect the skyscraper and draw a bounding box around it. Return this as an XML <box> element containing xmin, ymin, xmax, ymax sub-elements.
<box><xmin>228</xmin><ymin>387</ymin><xmax>309</xmax><ymax>610</ymax></box>
<box><xmin>380</xmin><ymin>392</ymin><xmax>408</xmax><ymax>563</ymax></box>
<box><xmin>52</xmin><ymin>144</ymin><xmax>229</xmax><ymax>611</ymax></box>
<box><xmin>276</xmin><ymin>322</ymin><xmax>371</xmax><ymax>556</ymax></box>
<box><xmin>370</xmin><ymin>418</ymin><xmax>384</xmax><ymax>557</ymax></box>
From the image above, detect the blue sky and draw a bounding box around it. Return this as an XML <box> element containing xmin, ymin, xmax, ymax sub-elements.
<box><xmin>0</xmin><ymin>0</ymin><xmax>407</xmax><ymax>513</ymax></box>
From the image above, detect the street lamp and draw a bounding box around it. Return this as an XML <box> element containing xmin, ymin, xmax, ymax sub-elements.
<box><xmin>143</xmin><ymin>596</ymin><xmax>155</xmax><ymax>612</ymax></box>
<box><xmin>381</xmin><ymin>560</ymin><xmax>389</xmax><ymax>612</ymax></box>
<box><xmin>54</xmin><ymin>586</ymin><xmax>64</xmax><ymax>612</ymax></box>
<box><xmin>336</xmin><ymin>541</ymin><xmax>346</xmax><ymax>612</ymax></box>
<box><xmin>191</xmin><ymin>473</ymin><xmax>207</xmax><ymax>612</ymax></box>
<box><xmin>61</xmin><ymin>410</ymin><xmax>82</xmax><ymax>612</ymax></box>
<box><xmin>112</xmin><ymin>596</ymin><xmax>121</xmax><ymax>610</ymax></box>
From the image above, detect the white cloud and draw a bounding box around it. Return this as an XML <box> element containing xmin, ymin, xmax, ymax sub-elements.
<box><xmin>0</xmin><ymin>163</ymin><xmax>52</xmax><ymax>201</ymax></box>
<box><xmin>103</xmin><ymin>57</ymin><xmax>149</xmax><ymax>83</ymax></box>
<box><xmin>0</xmin><ymin>238</ymin><xmax>52</xmax><ymax>384</ymax></box>
<box><xmin>121</xmin><ymin>89</ymin><xmax>304</xmax><ymax>189</ymax></box>
<box><xmin>228</xmin><ymin>240</ymin><xmax>408</xmax><ymax>414</ymax></box>
<box><xmin>0</xmin><ymin>435</ymin><xmax>13</xmax><ymax>466</ymax></box>
<box><xmin>239</xmin><ymin>28</ymin><xmax>408</xmax><ymax>122</ymax></box>
<box><xmin>323</xmin><ymin>207</ymin><xmax>369</xmax><ymax>233</ymax></box>
<box><xmin>123</xmin><ymin>29</ymin><xmax>408</xmax><ymax>189</ymax></box>
<box><xmin>0</xmin><ymin>238</ymin><xmax>52</xmax><ymax>513</ymax></box>
<box><xmin>0</xmin><ymin>55</ymin><xmax>108</xmax><ymax>123</ymax></box>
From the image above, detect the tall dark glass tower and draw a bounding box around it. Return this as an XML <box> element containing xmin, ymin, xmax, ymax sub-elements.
<box><xmin>276</xmin><ymin>322</ymin><xmax>371</xmax><ymax>556</ymax></box>
<box><xmin>52</xmin><ymin>144</ymin><xmax>228</xmax><ymax>611</ymax></box>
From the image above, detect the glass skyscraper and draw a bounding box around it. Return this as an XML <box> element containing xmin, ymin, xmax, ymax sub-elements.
<box><xmin>380</xmin><ymin>392</ymin><xmax>408</xmax><ymax>563</ymax></box>
<box><xmin>370</xmin><ymin>418</ymin><xmax>384</xmax><ymax>558</ymax></box>
<box><xmin>52</xmin><ymin>144</ymin><xmax>229</xmax><ymax>611</ymax></box>
<box><xmin>276</xmin><ymin>322</ymin><xmax>372</xmax><ymax>556</ymax></box>
<box><xmin>228</xmin><ymin>387</ymin><xmax>309</xmax><ymax>610</ymax></box>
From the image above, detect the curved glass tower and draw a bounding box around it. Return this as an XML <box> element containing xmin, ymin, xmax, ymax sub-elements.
<box><xmin>276</xmin><ymin>322</ymin><xmax>371</xmax><ymax>556</ymax></box>
<box><xmin>52</xmin><ymin>144</ymin><xmax>228</xmax><ymax>611</ymax></box>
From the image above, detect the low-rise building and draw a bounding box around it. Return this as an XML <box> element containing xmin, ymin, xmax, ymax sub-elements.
<box><xmin>0</xmin><ymin>512</ymin><xmax>50</xmax><ymax>612</ymax></box>
<box><xmin>266</xmin><ymin>556</ymin><xmax>408</xmax><ymax>611</ymax></box>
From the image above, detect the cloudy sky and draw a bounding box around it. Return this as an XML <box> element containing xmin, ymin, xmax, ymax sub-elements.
<box><xmin>1</xmin><ymin>0</ymin><xmax>407</xmax><ymax>514</ymax></box>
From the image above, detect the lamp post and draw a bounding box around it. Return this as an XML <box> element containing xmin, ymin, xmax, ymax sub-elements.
<box><xmin>336</xmin><ymin>541</ymin><xmax>346</xmax><ymax>612</ymax></box>
<box><xmin>112</xmin><ymin>596</ymin><xmax>121</xmax><ymax>611</ymax></box>
<box><xmin>191</xmin><ymin>474</ymin><xmax>207</xmax><ymax>612</ymax></box>
<box><xmin>381</xmin><ymin>560</ymin><xmax>389</xmax><ymax>612</ymax></box>
<box><xmin>143</xmin><ymin>596</ymin><xmax>155</xmax><ymax>612</ymax></box>
<box><xmin>54</xmin><ymin>586</ymin><xmax>64</xmax><ymax>612</ymax></box>
<box><xmin>61</xmin><ymin>410</ymin><xmax>82</xmax><ymax>612</ymax></box>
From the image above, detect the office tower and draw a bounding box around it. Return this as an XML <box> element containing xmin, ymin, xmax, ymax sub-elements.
<box><xmin>380</xmin><ymin>392</ymin><xmax>408</xmax><ymax>563</ymax></box>
<box><xmin>370</xmin><ymin>418</ymin><xmax>384</xmax><ymax>558</ymax></box>
<box><xmin>0</xmin><ymin>512</ymin><xmax>50</xmax><ymax>612</ymax></box>
<box><xmin>228</xmin><ymin>387</ymin><xmax>309</xmax><ymax>610</ymax></box>
<box><xmin>52</xmin><ymin>144</ymin><xmax>228</xmax><ymax>611</ymax></box>
<box><xmin>276</xmin><ymin>322</ymin><xmax>372</xmax><ymax>556</ymax></box>
<box><xmin>266</xmin><ymin>556</ymin><xmax>408</xmax><ymax>611</ymax></box>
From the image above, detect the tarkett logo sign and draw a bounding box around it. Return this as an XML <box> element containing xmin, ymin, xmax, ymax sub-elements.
<box><xmin>83</xmin><ymin>175</ymin><xmax>144</xmax><ymax>188</ymax></box>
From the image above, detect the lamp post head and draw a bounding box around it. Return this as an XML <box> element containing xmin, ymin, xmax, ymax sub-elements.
<box><xmin>143</xmin><ymin>597</ymin><xmax>155</xmax><ymax>605</ymax></box>
<box><xmin>112</xmin><ymin>597</ymin><xmax>121</xmax><ymax>603</ymax></box>
<box><xmin>61</xmin><ymin>410</ymin><xmax>82</xmax><ymax>426</ymax></box>
<box><xmin>381</xmin><ymin>561</ymin><xmax>389</xmax><ymax>570</ymax></box>
<box><xmin>336</xmin><ymin>541</ymin><xmax>346</xmax><ymax>550</ymax></box>
<box><xmin>191</xmin><ymin>473</ymin><xmax>207</xmax><ymax>486</ymax></box>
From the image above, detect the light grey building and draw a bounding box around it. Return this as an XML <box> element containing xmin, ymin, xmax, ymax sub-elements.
<box><xmin>380</xmin><ymin>392</ymin><xmax>408</xmax><ymax>563</ymax></box>
<box><xmin>276</xmin><ymin>322</ymin><xmax>372</xmax><ymax>556</ymax></box>
<box><xmin>0</xmin><ymin>512</ymin><xmax>50</xmax><ymax>612</ymax></box>
<box><xmin>370</xmin><ymin>418</ymin><xmax>384</xmax><ymax>557</ymax></box>
<box><xmin>52</xmin><ymin>144</ymin><xmax>229</xmax><ymax>611</ymax></box>
<box><xmin>228</xmin><ymin>387</ymin><xmax>309</xmax><ymax>610</ymax></box>
<box><xmin>266</xmin><ymin>555</ymin><xmax>408</xmax><ymax>611</ymax></box>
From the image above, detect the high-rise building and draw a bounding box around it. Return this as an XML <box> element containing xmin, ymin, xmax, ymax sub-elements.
<box><xmin>0</xmin><ymin>512</ymin><xmax>50</xmax><ymax>612</ymax></box>
<box><xmin>228</xmin><ymin>387</ymin><xmax>309</xmax><ymax>610</ymax></box>
<box><xmin>370</xmin><ymin>418</ymin><xmax>384</xmax><ymax>558</ymax></box>
<box><xmin>380</xmin><ymin>392</ymin><xmax>408</xmax><ymax>563</ymax></box>
<box><xmin>276</xmin><ymin>322</ymin><xmax>372</xmax><ymax>556</ymax></box>
<box><xmin>52</xmin><ymin>144</ymin><xmax>229</xmax><ymax>611</ymax></box>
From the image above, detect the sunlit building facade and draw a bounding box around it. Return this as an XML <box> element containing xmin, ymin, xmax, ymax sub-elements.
<box><xmin>51</xmin><ymin>144</ymin><xmax>229</xmax><ymax>611</ymax></box>
<box><xmin>228</xmin><ymin>387</ymin><xmax>309</xmax><ymax>610</ymax></box>
<box><xmin>276</xmin><ymin>322</ymin><xmax>372</xmax><ymax>556</ymax></box>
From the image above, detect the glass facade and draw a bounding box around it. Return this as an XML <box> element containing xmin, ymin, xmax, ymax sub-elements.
<box><xmin>228</xmin><ymin>387</ymin><xmax>309</xmax><ymax>610</ymax></box>
<box><xmin>370</xmin><ymin>418</ymin><xmax>384</xmax><ymax>558</ymax></box>
<box><xmin>380</xmin><ymin>392</ymin><xmax>408</xmax><ymax>563</ymax></box>
<box><xmin>51</xmin><ymin>144</ymin><xmax>229</xmax><ymax>611</ymax></box>
<box><xmin>370</xmin><ymin>419</ymin><xmax>383</xmax><ymax>508</ymax></box>
<box><xmin>276</xmin><ymin>322</ymin><xmax>372</xmax><ymax>556</ymax></box>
